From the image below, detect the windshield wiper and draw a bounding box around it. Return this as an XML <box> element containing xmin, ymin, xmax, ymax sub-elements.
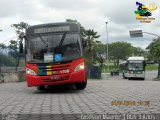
<box><xmin>56</xmin><ymin>32</ymin><xmax>67</xmax><ymax>53</ymax></box>
<box><xmin>39</xmin><ymin>34</ymin><xmax>48</xmax><ymax>48</ymax></box>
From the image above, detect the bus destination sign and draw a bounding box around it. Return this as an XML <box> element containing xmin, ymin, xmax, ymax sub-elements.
<box><xmin>129</xmin><ymin>60</ymin><xmax>143</xmax><ymax>63</ymax></box>
<box><xmin>34</xmin><ymin>26</ymin><xmax>70</xmax><ymax>34</ymax></box>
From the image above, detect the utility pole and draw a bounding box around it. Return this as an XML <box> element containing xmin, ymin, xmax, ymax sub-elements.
<box><xmin>105</xmin><ymin>22</ymin><xmax>109</xmax><ymax>72</ymax></box>
<box><xmin>0</xmin><ymin>29</ymin><xmax>3</xmax><ymax>73</ymax></box>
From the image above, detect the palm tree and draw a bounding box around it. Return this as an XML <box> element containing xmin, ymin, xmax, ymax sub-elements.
<box><xmin>83</xmin><ymin>29</ymin><xmax>100</xmax><ymax>65</ymax></box>
<box><xmin>84</xmin><ymin>29</ymin><xmax>100</xmax><ymax>51</ymax></box>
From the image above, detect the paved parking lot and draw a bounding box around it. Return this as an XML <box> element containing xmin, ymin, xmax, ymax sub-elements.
<box><xmin>0</xmin><ymin>71</ymin><xmax>160</xmax><ymax>120</ymax></box>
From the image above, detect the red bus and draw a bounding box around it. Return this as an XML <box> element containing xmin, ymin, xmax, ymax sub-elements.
<box><xmin>20</xmin><ymin>22</ymin><xmax>87</xmax><ymax>90</ymax></box>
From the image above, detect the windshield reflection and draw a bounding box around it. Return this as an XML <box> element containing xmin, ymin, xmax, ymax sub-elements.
<box><xmin>27</xmin><ymin>33</ymin><xmax>82</xmax><ymax>63</ymax></box>
<box><xmin>128</xmin><ymin>63</ymin><xmax>143</xmax><ymax>70</ymax></box>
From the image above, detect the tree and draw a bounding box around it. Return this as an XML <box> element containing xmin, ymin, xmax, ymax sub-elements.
<box><xmin>8</xmin><ymin>40</ymin><xmax>18</xmax><ymax>58</ymax></box>
<box><xmin>0</xmin><ymin>43</ymin><xmax>6</xmax><ymax>49</ymax></box>
<box><xmin>132</xmin><ymin>47</ymin><xmax>145</xmax><ymax>56</ymax></box>
<box><xmin>66</xmin><ymin>19</ymin><xmax>85</xmax><ymax>36</ymax></box>
<box><xmin>11</xmin><ymin>22</ymin><xmax>30</xmax><ymax>36</ymax></box>
<box><xmin>109</xmin><ymin>42</ymin><xmax>133</xmax><ymax>66</ymax></box>
<box><xmin>147</xmin><ymin>37</ymin><xmax>160</xmax><ymax>58</ymax></box>
<box><xmin>0</xmin><ymin>43</ymin><xmax>7</xmax><ymax>72</ymax></box>
<box><xmin>94</xmin><ymin>43</ymin><xmax>106</xmax><ymax>67</ymax></box>
<box><xmin>147</xmin><ymin>37</ymin><xmax>160</xmax><ymax>78</ymax></box>
<box><xmin>10</xmin><ymin>22</ymin><xmax>30</xmax><ymax>70</ymax></box>
<box><xmin>66</xmin><ymin>19</ymin><xmax>101</xmax><ymax>65</ymax></box>
<box><xmin>0</xmin><ymin>54</ymin><xmax>15</xmax><ymax>66</ymax></box>
<box><xmin>83</xmin><ymin>29</ymin><xmax>100</xmax><ymax>65</ymax></box>
<box><xmin>84</xmin><ymin>29</ymin><xmax>100</xmax><ymax>49</ymax></box>
<box><xmin>0</xmin><ymin>43</ymin><xmax>6</xmax><ymax>53</ymax></box>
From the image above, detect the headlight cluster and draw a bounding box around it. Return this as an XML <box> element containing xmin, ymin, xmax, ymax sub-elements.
<box><xmin>74</xmin><ymin>62</ymin><xmax>85</xmax><ymax>72</ymax></box>
<box><xmin>26</xmin><ymin>68</ymin><xmax>36</xmax><ymax>75</ymax></box>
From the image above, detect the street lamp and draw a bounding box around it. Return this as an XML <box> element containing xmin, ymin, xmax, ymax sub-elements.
<box><xmin>0</xmin><ymin>29</ymin><xmax>3</xmax><ymax>73</ymax></box>
<box><xmin>129</xmin><ymin>30</ymin><xmax>160</xmax><ymax>78</ymax></box>
<box><xmin>129</xmin><ymin>30</ymin><xmax>159</xmax><ymax>38</ymax></box>
<box><xmin>105</xmin><ymin>22</ymin><xmax>109</xmax><ymax>72</ymax></box>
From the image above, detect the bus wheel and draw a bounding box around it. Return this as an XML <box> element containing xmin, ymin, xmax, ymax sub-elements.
<box><xmin>123</xmin><ymin>73</ymin><xmax>125</xmax><ymax>78</ymax></box>
<box><xmin>142</xmin><ymin>78</ymin><xmax>145</xmax><ymax>80</ymax></box>
<box><xmin>37</xmin><ymin>86</ymin><xmax>45</xmax><ymax>90</ymax></box>
<box><xmin>123</xmin><ymin>73</ymin><xmax>127</xmax><ymax>79</ymax></box>
<box><xmin>75</xmin><ymin>81</ymin><xmax>87</xmax><ymax>90</ymax></box>
<box><xmin>75</xmin><ymin>82</ymin><xmax>87</xmax><ymax>90</ymax></box>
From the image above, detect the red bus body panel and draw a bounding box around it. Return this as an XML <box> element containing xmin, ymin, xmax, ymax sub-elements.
<box><xmin>25</xmin><ymin>58</ymin><xmax>86</xmax><ymax>87</ymax></box>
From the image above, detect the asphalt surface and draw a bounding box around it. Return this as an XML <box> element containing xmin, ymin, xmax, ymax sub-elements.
<box><xmin>0</xmin><ymin>71</ymin><xmax>159</xmax><ymax>120</ymax></box>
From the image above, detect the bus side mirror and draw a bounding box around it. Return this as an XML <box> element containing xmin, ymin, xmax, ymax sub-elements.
<box><xmin>144</xmin><ymin>61</ymin><xmax>146</xmax><ymax>70</ymax></box>
<box><xmin>82</xmin><ymin>38</ymin><xmax>87</xmax><ymax>48</ymax></box>
<box><xmin>19</xmin><ymin>41</ymin><xmax>23</xmax><ymax>54</ymax></box>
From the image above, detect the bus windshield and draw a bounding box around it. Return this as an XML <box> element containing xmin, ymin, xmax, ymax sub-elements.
<box><xmin>27</xmin><ymin>33</ymin><xmax>82</xmax><ymax>63</ymax></box>
<box><xmin>128</xmin><ymin>62</ymin><xmax>144</xmax><ymax>71</ymax></box>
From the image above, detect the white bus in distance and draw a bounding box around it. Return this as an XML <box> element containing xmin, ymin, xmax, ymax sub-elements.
<box><xmin>123</xmin><ymin>56</ymin><xmax>146</xmax><ymax>80</ymax></box>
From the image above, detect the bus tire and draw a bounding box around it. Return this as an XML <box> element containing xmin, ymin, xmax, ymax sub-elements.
<box><xmin>142</xmin><ymin>78</ymin><xmax>145</xmax><ymax>80</ymax></box>
<box><xmin>75</xmin><ymin>81</ymin><xmax>87</xmax><ymax>90</ymax></box>
<box><xmin>123</xmin><ymin>73</ymin><xmax>127</xmax><ymax>79</ymax></box>
<box><xmin>37</xmin><ymin>86</ymin><xmax>45</xmax><ymax>90</ymax></box>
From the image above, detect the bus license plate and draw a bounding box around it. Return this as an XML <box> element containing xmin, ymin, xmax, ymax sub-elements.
<box><xmin>60</xmin><ymin>69</ymin><xmax>69</xmax><ymax>74</ymax></box>
<box><xmin>51</xmin><ymin>75</ymin><xmax>60</xmax><ymax>80</ymax></box>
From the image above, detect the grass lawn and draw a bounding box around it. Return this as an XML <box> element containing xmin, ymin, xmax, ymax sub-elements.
<box><xmin>101</xmin><ymin>64</ymin><xmax>158</xmax><ymax>73</ymax></box>
<box><xmin>101</xmin><ymin>65</ymin><xmax>120</xmax><ymax>73</ymax></box>
<box><xmin>145</xmin><ymin>64</ymin><xmax>158</xmax><ymax>71</ymax></box>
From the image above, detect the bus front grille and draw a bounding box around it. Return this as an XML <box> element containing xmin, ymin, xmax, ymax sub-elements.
<box><xmin>38</xmin><ymin>63</ymin><xmax>71</xmax><ymax>76</ymax></box>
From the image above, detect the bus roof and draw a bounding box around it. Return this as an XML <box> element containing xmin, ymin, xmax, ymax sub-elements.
<box><xmin>26</xmin><ymin>22</ymin><xmax>80</xmax><ymax>36</ymax></box>
<box><xmin>127</xmin><ymin>56</ymin><xmax>144</xmax><ymax>61</ymax></box>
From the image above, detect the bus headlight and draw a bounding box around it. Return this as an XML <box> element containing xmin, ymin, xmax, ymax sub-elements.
<box><xmin>26</xmin><ymin>68</ymin><xmax>36</xmax><ymax>75</ymax></box>
<box><xmin>74</xmin><ymin>62</ymin><xmax>85</xmax><ymax>72</ymax></box>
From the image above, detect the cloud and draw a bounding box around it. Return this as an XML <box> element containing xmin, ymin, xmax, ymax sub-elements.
<box><xmin>40</xmin><ymin>0</ymin><xmax>93</xmax><ymax>11</ymax></box>
<box><xmin>0</xmin><ymin>0</ymin><xmax>159</xmax><ymax>49</ymax></box>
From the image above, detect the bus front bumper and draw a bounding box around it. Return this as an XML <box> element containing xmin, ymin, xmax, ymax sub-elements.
<box><xmin>26</xmin><ymin>70</ymin><xmax>86</xmax><ymax>87</ymax></box>
<box><xmin>127</xmin><ymin>73</ymin><xmax>145</xmax><ymax>79</ymax></box>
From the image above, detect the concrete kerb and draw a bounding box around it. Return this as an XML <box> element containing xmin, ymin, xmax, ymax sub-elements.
<box><xmin>0</xmin><ymin>70</ymin><xmax>25</xmax><ymax>83</ymax></box>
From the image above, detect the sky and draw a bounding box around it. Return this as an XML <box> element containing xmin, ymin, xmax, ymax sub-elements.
<box><xmin>0</xmin><ymin>0</ymin><xmax>159</xmax><ymax>49</ymax></box>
